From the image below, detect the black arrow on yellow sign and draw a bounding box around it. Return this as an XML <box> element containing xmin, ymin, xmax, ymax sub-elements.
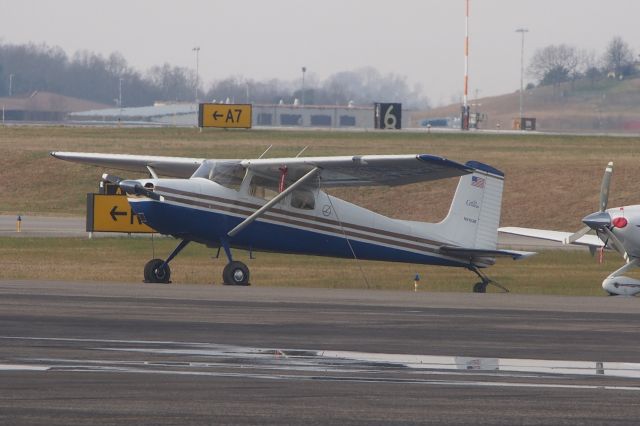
<box><xmin>212</xmin><ymin>111</ymin><xmax>223</xmax><ymax>120</ymax></box>
<box><xmin>110</xmin><ymin>205</ymin><xmax>127</xmax><ymax>221</ymax></box>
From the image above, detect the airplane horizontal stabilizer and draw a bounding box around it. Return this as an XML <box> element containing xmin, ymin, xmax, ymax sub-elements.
<box><xmin>439</xmin><ymin>246</ymin><xmax>536</xmax><ymax>260</ymax></box>
<box><xmin>499</xmin><ymin>227</ymin><xmax>603</xmax><ymax>247</ymax></box>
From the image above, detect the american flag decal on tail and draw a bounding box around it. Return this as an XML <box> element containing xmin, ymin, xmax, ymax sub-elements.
<box><xmin>471</xmin><ymin>176</ymin><xmax>485</xmax><ymax>188</ymax></box>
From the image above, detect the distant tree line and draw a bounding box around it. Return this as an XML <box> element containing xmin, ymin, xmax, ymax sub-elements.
<box><xmin>0</xmin><ymin>42</ymin><xmax>429</xmax><ymax>109</ymax></box>
<box><xmin>528</xmin><ymin>36</ymin><xmax>638</xmax><ymax>88</ymax></box>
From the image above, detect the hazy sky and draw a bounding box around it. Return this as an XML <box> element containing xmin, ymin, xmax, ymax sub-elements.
<box><xmin>1</xmin><ymin>0</ymin><xmax>639</xmax><ymax>105</ymax></box>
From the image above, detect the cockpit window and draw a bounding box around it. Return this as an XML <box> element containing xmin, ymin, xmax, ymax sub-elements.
<box><xmin>192</xmin><ymin>161</ymin><xmax>245</xmax><ymax>191</ymax></box>
<box><xmin>249</xmin><ymin>175</ymin><xmax>279</xmax><ymax>201</ymax></box>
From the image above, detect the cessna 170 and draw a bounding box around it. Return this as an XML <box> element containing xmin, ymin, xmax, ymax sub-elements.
<box><xmin>501</xmin><ymin>162</ymin><xmax>640</xmax><ymax>296</ymax></box>
<box><xmin>51</xmin><ymin>151</ymin><xmax>533</xmax><ymax>292</ymax></box>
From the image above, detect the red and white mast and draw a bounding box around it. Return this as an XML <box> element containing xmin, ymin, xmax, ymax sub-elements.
<box><xmin>462</xmin><ymin>0</ymin><xmax>470</xmax><ymax>130</ymax></box>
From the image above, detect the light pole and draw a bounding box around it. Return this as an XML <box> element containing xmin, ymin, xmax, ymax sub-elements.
<box><xmin>9</xmin><ymin>73</ymin><xmax>14</xmax><ymax>96</ymax></box>
<box><xmin>118</xmin><ymin>78</ymin><xmax>123</xmax><ymax>120</ymax></box>
<box><xmin>515</xmin><ymin>28</ymin><xmax>529</xmax><ymax>122</ymax></box>
<box><xmin>192</xmin><ymin>47</ymin><xmax>200</xmax><ymax>103</ymax></box>
<box><xmin>301</xmin><ymin>66</ymin><xmax>306</xmax><ymax>105</ymax></box>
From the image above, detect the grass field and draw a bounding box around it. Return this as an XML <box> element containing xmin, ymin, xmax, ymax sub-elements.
<box><xmin>0</xmin><ymin>237</ymin><xmax>623</xmax><ymax>296</ymax></box>
<box><xmin>2</xmin><ymin>126</ymin><xmax>640</xmax><ymax>229</ymax></box>
<box><xmin>2</xmin><ymin>126</ymin><xmax>640</xmax><ymax>295</ymax></box>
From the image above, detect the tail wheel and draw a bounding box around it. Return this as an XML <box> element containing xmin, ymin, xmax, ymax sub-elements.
<box><xmin>144</xmin><ymin>258</ymin><xmax>171</xmax><ymax>284</ymax></box>
<box><xmin>223</xmin><ymin>261</ymin><xmax>250</xmax><ymax>286</ymax></box>
<box><xmin>473</xmin><ymin>282</ymin><xmax>487</xmax><ymax>293</ymax></box>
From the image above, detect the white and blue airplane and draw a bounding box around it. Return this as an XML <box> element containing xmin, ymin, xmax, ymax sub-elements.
<box><xmin>51</xmin><ymin>151</ymin><xmax>533</xmax><ymax>292</ymax></box>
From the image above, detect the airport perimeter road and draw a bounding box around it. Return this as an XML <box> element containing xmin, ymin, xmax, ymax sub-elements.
<box><xmin>0</xmin><ymin>215</ymin><xmax>86</xmax><ymax>237</ymax></box>
<box><xmin>1</xmin><ymin>281</ymin><xmax>639</xmax><ymax>425</ymax></box>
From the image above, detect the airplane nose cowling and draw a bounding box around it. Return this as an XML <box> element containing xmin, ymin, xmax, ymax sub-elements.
<box><xmin>582</xmin><ymin>211</ymin><xmax>611</xmax><ymax>229</ymax></box>
<box><xmin>119</xmin><ymin>180</ymin><xmax>161</xmax><ymax>200</ymax></box>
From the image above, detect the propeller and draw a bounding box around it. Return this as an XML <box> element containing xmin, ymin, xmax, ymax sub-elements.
<box><xmin>119</xmin><ymin>180</ymin><xmax>161</xmax><ymax>200</ymax></box>
<box><xmin>563</xmin><ymin>162</ymin><xmax>613</xmax><ymax>244</ymax></box>
<box><xmin>602</xmin><ymin>226</ymin><xmax>629</xmax><ymax>261</ymax></box>
<box><xmin>101</xmin><ymin>173</ymin><xmax>160</xmax><ymax>200</ymax></box>
<box><xmin>101</xmin><ymin>173</ymin><xmax>123</xmax><ymax>185</ymax></box>
<box><xmin>599</xmin><ymin>161</ymin><xmax>613</xmax><ymax>212</ymax></box>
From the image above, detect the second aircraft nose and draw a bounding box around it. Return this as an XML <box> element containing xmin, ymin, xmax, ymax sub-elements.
<box><xmin>582</xmin><ymin>211</ymin><xmax>611</xmax><ymax>229</ymax></box>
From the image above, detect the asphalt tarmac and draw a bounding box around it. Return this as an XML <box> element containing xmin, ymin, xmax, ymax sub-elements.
<box><xmin>1</xmin><ymin>280</ymin><xmax>639</xmax><ymax>425</ymax></box>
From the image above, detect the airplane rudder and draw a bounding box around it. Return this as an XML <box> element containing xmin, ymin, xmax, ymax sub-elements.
<box><xmin>465</xmin><ymin>162</ymin><xmax>505</xmax><ymax>249</ymax></box>
<box><xmin>439</xmin><ymin>161</ymin><xmax>505</xmax><ymax>249</ymax></box>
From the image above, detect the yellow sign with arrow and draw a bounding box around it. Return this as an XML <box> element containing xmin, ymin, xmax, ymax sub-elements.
<box><xmin>198</xmin><ymin>103</ymin><xmax>252</xmax><ymax>128</ymax></box>
<box><xmin>87</xmin><ymin>194</ymin><xmax>156</xmax><ymax>233</ymax></box>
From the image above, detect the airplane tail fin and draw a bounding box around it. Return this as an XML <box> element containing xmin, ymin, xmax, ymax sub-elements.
<box><xmin>436</xmin><ymin>161</ymin><xmax>505</xmax><ymax>250</ymax></box>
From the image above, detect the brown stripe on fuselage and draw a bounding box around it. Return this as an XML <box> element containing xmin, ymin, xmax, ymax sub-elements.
<box><xmin>155</xmin><ymin>186</ymin><xmax>445</xmax><ymax>248</ymax></box>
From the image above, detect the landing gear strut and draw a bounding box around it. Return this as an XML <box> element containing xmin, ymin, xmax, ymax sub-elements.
<box><xmin>144</xmin><ymin>239</ymin><xmax>190</xmax><ymax>284</ymax></box>
<box><xmin>469</xmin><ymin>266</ymin><xmax>509</xmax><ymax>294</ymax></box>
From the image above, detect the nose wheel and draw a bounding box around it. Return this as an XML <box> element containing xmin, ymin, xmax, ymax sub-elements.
<box><xmin>223</xmin><ymin>261</ymin><xmax>250</xmax><ymax>286</ymax></box>
<box><xmin>144</xmin><ymin>258</ymin><xmax>171</xmax><ymax>284</ymax></box>
<box><xmin>143</xmin><ymin>239</ymin><xmax>190</xmax><ymax>284</ymax></box>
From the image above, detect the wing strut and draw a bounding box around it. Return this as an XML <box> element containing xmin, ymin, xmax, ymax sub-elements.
<box><xmin>227</xmin><ymin>167</ymin><xmax>320</xmax><ymax>238</ymax></box>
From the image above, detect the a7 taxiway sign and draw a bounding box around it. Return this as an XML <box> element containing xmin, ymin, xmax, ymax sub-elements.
<box><xmin>198</xmin><ymin>103</ymin><xmax>252</xmax><ymax>129</ymax></box>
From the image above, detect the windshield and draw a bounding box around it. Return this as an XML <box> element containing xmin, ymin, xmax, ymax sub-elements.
<box><xmin>192</xmin><ymin>160</ymin><xmax>245</xmax><ymax>190</ymax></box>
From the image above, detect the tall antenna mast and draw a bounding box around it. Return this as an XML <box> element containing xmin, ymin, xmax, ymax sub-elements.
<box><xmin>461</xmin><ymin>0</ymin><xmax>470</xmax><ymax>130</ymax></box>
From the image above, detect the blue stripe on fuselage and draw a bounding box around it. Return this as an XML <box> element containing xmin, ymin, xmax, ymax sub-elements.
<box><xmin>130</xmin><ymin>200</ymin><xmax>467</xmax><ymax>267</ymax></box>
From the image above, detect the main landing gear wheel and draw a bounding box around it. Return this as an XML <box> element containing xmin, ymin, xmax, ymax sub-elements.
<box><xmin>223</xmin><ymin>261</ymin><xmax>250</xmax><ymax>286</ymax></box>
<box><xmin>473</xmin><ymin>282</ymin><xmax>487</xmax><ymax>293</ymax></box>
<box><xmin>144</xmin><ymin>258</ymin><xmax>171</xmax><ymax>284</ymax></box>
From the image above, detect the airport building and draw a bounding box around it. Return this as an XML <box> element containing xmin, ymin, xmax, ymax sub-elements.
<box><xmin>68</xmin><ymin>102</ymin><xmax>409</xmax><ymax>129</ymax></box>
<box><xmin>0</xmin><ymin>91</ymin><xmax>109</xmax><ymax>122</ymax></box>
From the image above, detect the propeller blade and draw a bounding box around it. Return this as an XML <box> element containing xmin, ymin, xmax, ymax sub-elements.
<box><xmin>599</xmin><ymin>161</ymin><xmax>613</xmax><ymax>212</ymax></box>
<box><xmin>602</xmin><ymin>227</ymin><xmax>628</xmax><ymax>261</ymax></box>
<box><xmin>101</xmin><ymin>173</ymin><xmax>123</xmax><ymax>185</ymax></box>
<box><xmin>563</xmin><ymin>226</ymin><xmax>590</xmax><ymax>244</ymax></box>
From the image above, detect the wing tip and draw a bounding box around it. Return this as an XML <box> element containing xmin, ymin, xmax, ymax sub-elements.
<box><xmin>417</xmin><ymin>154</ymin><xmax>473</xmax><ymax>173</ymax></box>
<box><xmin>464</xmin><ymin>161</ymin><xmax>504</xmax><ymax>177</ymax></box>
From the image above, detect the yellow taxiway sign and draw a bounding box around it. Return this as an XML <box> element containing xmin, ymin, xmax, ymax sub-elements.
<box><xmin>87</xmin><ymin>194</ymin><xmax>155</xmax><ymax>233</ymax></box>
<box><xmin>198</xmin><ymin>103</ymin><xmax>252</xmax><ymax>128</ymax></box>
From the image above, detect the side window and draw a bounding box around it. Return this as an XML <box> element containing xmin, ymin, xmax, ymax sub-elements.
<box><xmin>249</xmin><ymin>175</ymin><xmax>279</xmax><ymax>201</ymax></box>
<box><xmin>209</xmin><ymin>164</ymin><xmax>245</xmax><ymax>191</ymax></box>
<box><xmin>291</xmin><ymin>189</ymin><xmax>315</xmax><ymax>210</ymax></box>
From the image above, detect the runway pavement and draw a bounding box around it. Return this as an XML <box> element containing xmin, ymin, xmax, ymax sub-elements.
<box><xmin>0</xmin><ymin>280</ymin><xmax>639</xmax><ymax>425</ymax></box>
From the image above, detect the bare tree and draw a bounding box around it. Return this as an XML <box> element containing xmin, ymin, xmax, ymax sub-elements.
<box><xmin>147</xmin><ymin>63</ymin><xmax>196</xmax><ymax>102</ymax></box>
<box><xmin>529</xmin><ymin>44</ymin><xmax>580</xmax><ymax>86</ymax></box>
<box><xmin>603</xmin><ymin>36</ymin><xmax>635</xmax><ymax>77</ymax></box>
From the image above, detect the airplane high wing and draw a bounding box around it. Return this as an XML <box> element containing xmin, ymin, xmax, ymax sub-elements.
<box><xmin>52</xmin><ymin>152</ymin><xmax>477</xmax><ymax>186</ymax></box>
<box><xmin>241</xmin><ymin>154</ymin><xmax>482</xmax><ymax>187</ymax></box>
<box><xmin>51</xmin><ymin>151</ymin><xmax>533</xmax><ymax>292</ymax></box>
<box><xmin>50</xmin><ymin>152</ymin><xmax>205</xmax><ymax>178</ymax></box>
